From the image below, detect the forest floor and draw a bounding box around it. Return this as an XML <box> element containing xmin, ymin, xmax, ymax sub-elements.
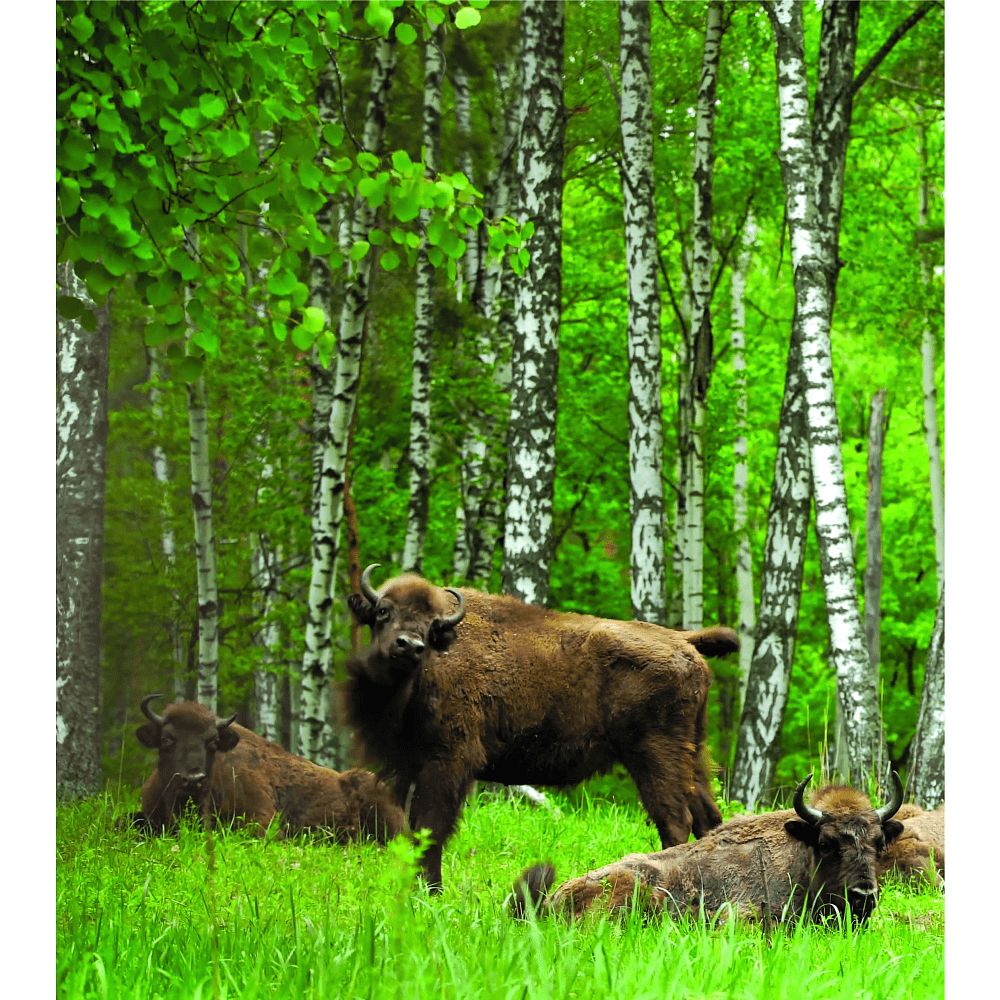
<box><xmin>57</xmin><ymin>787</ymin><xmax>944</xmax><ymax>1000</ymax></box>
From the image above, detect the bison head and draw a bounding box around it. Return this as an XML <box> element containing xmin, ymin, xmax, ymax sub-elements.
<box><xmin>346</xmin><ymin>564</ymin><xmax>466</xmax><ymax>684</ymax></box>
<box><xmin>137</xmin><ymin>694</ymin><xmax>239</xmax><ymax>799</ymax></box>
<box><xmin>785</xmin><ymin>771</ymin><xmax>904</xmax><ymax>925</ymax></box>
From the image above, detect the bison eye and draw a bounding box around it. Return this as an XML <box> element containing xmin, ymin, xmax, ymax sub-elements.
<box><xmin>818</xmin><ymin>837</ymin><xmax>838</xmax><ymax>856</ymax></box>
<box><xmin>376</xmin><ymin>606</ymin><xmax>390</xmax><ymax>620</ymax></box>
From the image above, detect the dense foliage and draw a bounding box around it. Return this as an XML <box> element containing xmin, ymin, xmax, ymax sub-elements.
<box><xmin>61</xmin><ymin>1</ymin><xmax>944</xmax><ymax>798</ymax></box>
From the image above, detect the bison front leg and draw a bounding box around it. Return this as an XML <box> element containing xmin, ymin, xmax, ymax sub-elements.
<box><xmin>403</xmin><ymin>764</ymin><xmax>476</xmax><ymax>893</ymax></box>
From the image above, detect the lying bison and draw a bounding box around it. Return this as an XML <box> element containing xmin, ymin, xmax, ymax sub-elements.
<box><xmin>875</xmin><ymin>802</ymin><xmax>945</xmax><ymax>889</ymax></box>
<box><xmin>512</xmin><ymin>772</ymin><xmax>905</xmax><ymax>927</ymax></box>
<box><xmin>132</xmin><ymin>694</ymin><xmax>403</xmax><ymax>843</ymax></box>
<box><xmin>346</xmin><ymin>564</ymin><xmax>739</xmax><ymax>890</ymax></box>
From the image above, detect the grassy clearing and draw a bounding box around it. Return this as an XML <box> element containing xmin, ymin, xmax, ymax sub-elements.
<box><xmin>57</xmin><ymin>789</ymin><xmax>943</xmax><ymax>1000</ymax></box>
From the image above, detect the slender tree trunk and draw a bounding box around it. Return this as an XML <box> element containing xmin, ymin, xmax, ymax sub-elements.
<box><xmin>56</xmin><ymin>261</ymin><xmax>110</xmax><ymax>800</ymax></box>
<box><xmin>618</xmin><ymin>0</ymin><xmax>667</xmax><ymax>624</ymax></box>
<box><xmin>909</xmin><ymin>586</ymin><xmax>944</xmax><ymax>808</ymax></box>
<box><xmin>147</xmin><ymin>347</ymin><xmax>186</xmax><ymax>701</ymax></box>
<box><xmin>730</xmin><ymin>334</ymin><xmax>812</xmax><ymax>808</ymax></box>
<box><xmin>252</xmin><ymin>539</ymin><xmax>282</xmax><ymax>741</ymax></box>
<box><xmin>864</xmin><ymin>389</ymin><xmax>887</xmax><ymax>673</ymax></box>
<box><xmin>917</xmin><ymin>109</ymin><xmax>944</xmax><ymax>598</ymax></box>
<box><xmin>731</xmin><ymin>214</ymin><xmax>756</xmax><ymax>699</ymax></box>
<box><xmin>502</xmin><ymin>0</ymin><xmax>565</xmax><ymax>606</ymax></box>
<box><xmin>301</xmin><ymin>34</ymin><xmax>397</xmax><ymax>763</ymax></box>
<box><xmin>681</xmin><ymin>0</ymin><xmax>724</xmax><ymax>631</ymax></box>
<box><xmin>766</xmin><ymin>0</ymin><xmax>886</xmax><ymax>787</ymax></box>
<box><xmin>402</xmin><ymin>24</ymin><xmax>444</xmax><ymax>573</ymax></box>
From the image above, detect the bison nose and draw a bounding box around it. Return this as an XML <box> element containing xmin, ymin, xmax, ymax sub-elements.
<box><xmin>394</xmin><ymin>635</ymin><xmax>425</xmax><ymax>657</ymax></box>
<box><xmin>181</xmin><ymin>771</ymin><xmax>206</xmax><ymax>785</ymax></box>
<box><xmin>848</xmin><ymin>886</ymin><xmax>877</xmax><ymax>919</ymax></box>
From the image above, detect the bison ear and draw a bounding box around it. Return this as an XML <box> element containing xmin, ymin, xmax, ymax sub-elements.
<box><xmin>218</xmin><ymin>726</ymin><xmax>240</xmax><ymax>752</ymax></box>
<box><xmin>784</xmin><ymin>819</ymin><xmax>819</xmax><ymax>847</ymax></box>
<box><xmin>428</xmin><ymin>621</ymin><xmax>459</xmax><ymax>652</ymax></box>
<box><xmin>136</xmin><ymin>724</ymin><xmax>160</xmax><ymax>749</ymax></box>
<box><xmin>347</xmin><ymin>593</ymin><xmax>376</xmax><ymax>627</ymax></box>
<box><xmin>883</xmin><ymin>818</ymin><xmax>904</xmax><ymax>847</ymax></box>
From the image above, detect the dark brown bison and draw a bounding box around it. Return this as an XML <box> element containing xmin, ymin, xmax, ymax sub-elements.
<box><xmin>512</xmin><ymin>773</ymin><xmax>905</xmax><ymax>927</ymax></box>
<box><xmin>133</xmin><ymin>695</ymin><xmax>403</xmax><ymax>843</ymax></box>
<box><xmin>875</xmin><ymin>803</ymin><xmax>944</xmax><ymax>889</ymax></box>
<box><xmin>345</xmin><ymin>564</ymin><xmax>739</xmax><ymax>890</ymax></box>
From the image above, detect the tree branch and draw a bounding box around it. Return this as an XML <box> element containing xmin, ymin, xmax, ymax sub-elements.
<box><xmin>850</xmin><ymin>2</ymin><xmax>938</xmax><ymax>100</ymax></box>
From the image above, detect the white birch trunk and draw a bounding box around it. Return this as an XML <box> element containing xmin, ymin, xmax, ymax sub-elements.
<box><xmin>864</xmin><ymin>389</ymin><xmax>887</xmax><ymax>674</ymax></box>
<box><xmin>731</xmin><ymin>214</ymin><xmax>756</xmax><ymax>699</ymax></box>
<box><xmin>682</xmin><ymin>1</ymin><xmax>723</xmax><ymax>630</ymax></box>
<box><xmin>402</xmin><ymin>24</ymin><xmax>444</xmax><ymax>573</ymax></box>
<box><xmin>502</xmin><ymin>0</ymin><xmax>565</xmax><ymax>606</ymax></box>
<box><xmin>183</xmin><ymin>229</ymin><xmax>220</xmax><ymax>714</ymax></box>
<box><xmin>301</xmin><ymin>34</ymin><xmax>398</xmax><ymax>763</ymax></box>
<box><xmin>453</xmin><ymin>64</ymin><xmax>480</xmax><ymax>300</ymax></box>
<box><xmin>767</xmin><ymin>0</ymin><xmax>887</xmax><ymax>787</ymax></box>
<box><xmin>618</xmin><ymin>0</ymin><xmax>667</xmax><ymax>625</ymax></box>
<box><xmin>252</xmin><ymin>539</ymin><xmax>282</xmax><ymax>742</ymax></box>
<box><xmin>909</xmin><ymin>585</ymin><xmax>944</xmax><ymax>808</ymax></box>
<box><xmin>918</xmin><ymin>110</ymin><xmax>944</xmax><ymax>598</ymax></box>
<box><xmin>56</xmin><ymin>260</ymin><xmax>109</xmax><ymax>799</ymax></box>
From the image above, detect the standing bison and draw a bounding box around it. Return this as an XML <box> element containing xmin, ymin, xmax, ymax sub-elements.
<box><xmin>512</xmin><ymin>773</ymin><xmax>905</xmax><ymax>927</ymax></box>
<box><xmin>133</xmin><ymin>695</ymin><xmax>403</xmax><ymax>843</ymax></box>
<box><xmin>345</xmin><ymin>564</ymin><xmax>739</xmax><ymax>890</ymax></box>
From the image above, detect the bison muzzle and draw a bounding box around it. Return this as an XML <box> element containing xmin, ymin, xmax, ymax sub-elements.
<box><xmin>346</xmin><ymin>564</ymin><xmax>739</xmax><ymax>891</ymax></box>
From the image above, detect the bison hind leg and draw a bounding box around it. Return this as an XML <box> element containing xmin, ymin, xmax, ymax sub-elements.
<box><xmin>511</xmin><ymin>863</ymin><xmax>556</xmax><ymax>919</ymax></box>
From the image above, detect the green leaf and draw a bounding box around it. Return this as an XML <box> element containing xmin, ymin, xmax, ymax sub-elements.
<box><xmin>391</xmin><ymin>149</ymin><xmax>413</xmax><ymax>172</ymax></box>
<box><xmin>121</xmin><ymin>89</ymin><xmax>141</xmax><ymax>109</ymax></box>
<box><xmin>424</xmin><ymin>5</ymin><xmax>445</xmax><ymax>24</ymax></box>
<box><xmin>380</xmin><ymin>250</ymin><xmax>401</xmax><ymax>271</ymax></box>
<box><xmin>520</xmin><ymin>220</ymin><xmax>535</xmax><ymax>242</ymax></box>
<box><xmin>301</xmin><ymin>307</ymin><xmax>326</xmax><ymax>335</ymax></box>
<box><xmin>57</xmin><ymin>296</ymin><xmax>86</xmax><ymax>320</ymax></box>
<box><xmin>272</xmin><ymin>320</ymin><xmax>288</xmax><ymax>342</ymax></box>
<box><xmin>428</xmin><ymin>247</ymin><xmax>444</xmax><ymax>268</ymax></box>
<box><xmin>368</xmin><ymin>228</ymin><xmax>387</xmax><ymax>246</ymax></box>
<box><xmin>191</xmin><ymin>331</ymin><xmax>221</xmax><ymax>356</ymax></box>
<box><xmin>217</xmin><ymin>130</ymin><xmax>250</xmax><ymax>156</ymax></box>
<box><xmin>175</xmin><ymin>355</ymin><xmax>205</xmax><ymax>382</ymax></box>
<box><xmin>290</xmin><ymin>282</ymin><xmax>310</xmax><ymax>309</ymax></box>
<box><xmin>146</xmin><ymin>281</ymin><xmax>176</xmax><ymax>307</ymax></box>
<box><xmin>364</xmin><ymin>1</ymin><xmax>394</xmax><ymax>34</ymax></box>
<box><xmin>426</xmin><ymin>214</ymin><xmax>448</xmax><ymax>246</ymax></box>
<box><xmin>350</xmin><ymin>241</ymin><xmax>370</xmax><ymax>262</ymax></box>
<box><xmin>179</xmin><ymin>106</ymin><xmax>205</xmax><ymax>129</ymax></box>
<box><xmin>357</xmin><ymin>151</ymin><xmax>381</xmax><ymax>172</ymax></box>
<box><xmin>291</xmin><ymin>324</ymin><xmax>314</xmax><ymax>351</ymax></box>
<box><xmin>79</xmin><ymin>309</ymin><xmax>98</xmax><ymax>332</ymax></box>
<box><xmin>517</xmin><ymin>247</ymin><xmax>531</xmax><ymax>268</ymax></box>
<box><xmin>143</xmin><ymin>321</ymin><xmax>170</xmax><ymax>347</ymax></box>
<box><xmin>454</xmin><ymin>7</ymin><xmax>481</xmax><ymax>29</ymax></box>
<box><xmin>267</xmin><ymin>269</ymin><xmax>299</xmax><ymax>296</ymax></box>
<box><xmin>459</xmin><ymin>205</ymin><xmax>484</xmax><ymax>227</ymax></box>
<box><xmin>391</xmin><ymin>193</ymin><xmax>420</xmax><ymax>223</ymax></box>
<box><xmin>390</xmin><ymin>227</ymin><xmax>406</xmax><ymax>244</ymax></box>
<box><xmin>440</xmin><ymin>231</ymin><xmax>466</xmax><ymax>260</ymax></box>
<box><xmin>70</xmin><ymin>13</ymin><xmax>95</xmax><ymax>42</ymax></box>
<box><xmin>395</xmin><ymin>22</ymin><xmax>417</xmax><ymax>45</ymax></box>
<box><xmin>322</xmin><ymin>123</ymin><xmax>345</xmax><ymax>148</ymax></box>
<box><xmin>59</xmin><ymin>178</ymin><xmax>81</xmax><ymax>218</ymax></box>
<box><xmin>316</xmin><ymin>331</ymin><xmax>335</xmax><ymax>367</ymax></box>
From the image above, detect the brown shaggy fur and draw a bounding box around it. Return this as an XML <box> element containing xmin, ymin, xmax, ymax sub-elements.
<box><xmin>346</xmin><ymin>571</ymin><xmax>738</xmax><ymax>889</ymax></box>
<box><xmin>135</xmin><ymin>700</ymin><xmax>403</xmax><ymax>844</ymax></box>
<box><xmin>875</xmin><ymin>803</ymin><xmax>944</xmax><ymax>889</ymax></box>
<box><xmin>512</xmin><ymin>782</ymin><xmax>904</xmax><ymax>927</ymax></box>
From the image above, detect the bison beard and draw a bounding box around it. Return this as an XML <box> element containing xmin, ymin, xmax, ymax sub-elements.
<box><xmin>345</xmin><ymin>565</ymin><xmax>739</xmax><ymax>892</ymax></box>
<box><xmin>133</xmin><ymin>694</ymin><xmax>403</xmax><ymax>843</ymax></box>
<box><xmin>511</xmin><ymin>773</ymin><xmax>906</xmax><ymax>928</ymax></box>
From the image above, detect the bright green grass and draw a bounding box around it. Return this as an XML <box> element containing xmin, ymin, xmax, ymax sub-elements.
<box><xmin>57</xmin><ymin>789</ymin><xmax>944</xmax><ymax>1000</ymax></box>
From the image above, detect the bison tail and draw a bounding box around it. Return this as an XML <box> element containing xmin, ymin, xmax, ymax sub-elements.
<box><xmin>510</xmin><ymin>863</ymin><xmax>556</xmax><ymax>919</ymax></box>
<box><xmin>682</xmin><ymin>625</ymin><xmax>739</xmax><ymax>659</ymax></box>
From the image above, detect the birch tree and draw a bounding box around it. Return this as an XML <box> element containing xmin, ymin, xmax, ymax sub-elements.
<box><xmin>502</xmin><ymin>0</ymin><xmax>565</xmax><ymax>606</ymax></box>
<box><xmin>917</xmin><ymin>107</ymin><xmax>944</xmax><ymax>598</ymax></box>
<box><xmin>864</xmin><ymin>389</ymin><xmax>888</xmax><ymax>674</ymax></box>
<box><xmin>402</xmin><ymin>23</ymin><xmax>445</xmax><ymax>574</ymax></box>
<box><xmin>183</xmin><ymin>228</ymin><xmax>221</xmax><ymax>714</ymax></box>
<box><xmin>617</xmin><ymin>0</ymin><xmax>667</xmax><ymax>625</ymax></box>
<box><xmin>765</xmin><ymin>0</ymin><xmax>886</xmax><ymax>787</ymax></box>
<box><xmin>56</xmin><ymin>261</ymin><xmax>110</xmax><ymax>800</ymax></box>
<box><xmin>301</xmin><ymin>31</ymin><xmax>398</xmax><ymax>764</ymax></box>
<box><xmin>681</xmin><ymin>0</ymin><xmax>724</xmax><ymax>630</ymax></box>
<box><xmin>908</xmin><ymin>586</ymin><xmax>944</xmax><ymax>808</ymax></box>
<box><xmin>731</xmin><ymin>214</ymin><xmax>756</xmax><ymax>697</ymax></box>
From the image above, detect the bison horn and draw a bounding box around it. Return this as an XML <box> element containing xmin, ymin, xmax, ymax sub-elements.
<box><xmin>217</xmin><ymin>712</ymin><xmax>238</xmax><ymax>731</ymax></box>
<box><xmin>792</xmin><ymin>773</ymin><xmax>824</xmax><ymax>825</ymax></box>
<box><xmin>141</xmin><ymin>693</ymin><xmax>166</xmax><ymax>728</ymax></box>
<box><xmin>874</xmin><ymin>770</ymin><xmax>904</xmax><ymax>824</ymax></box>
<box><xmin>360</xmin><ymin>563</ymin><xmax>381</xmax><ymax>605</ymax></box>
<box><xmin>441</xmin><ymin>588</ymin><xmax>466</xmax><ymax>629</ymax></box>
